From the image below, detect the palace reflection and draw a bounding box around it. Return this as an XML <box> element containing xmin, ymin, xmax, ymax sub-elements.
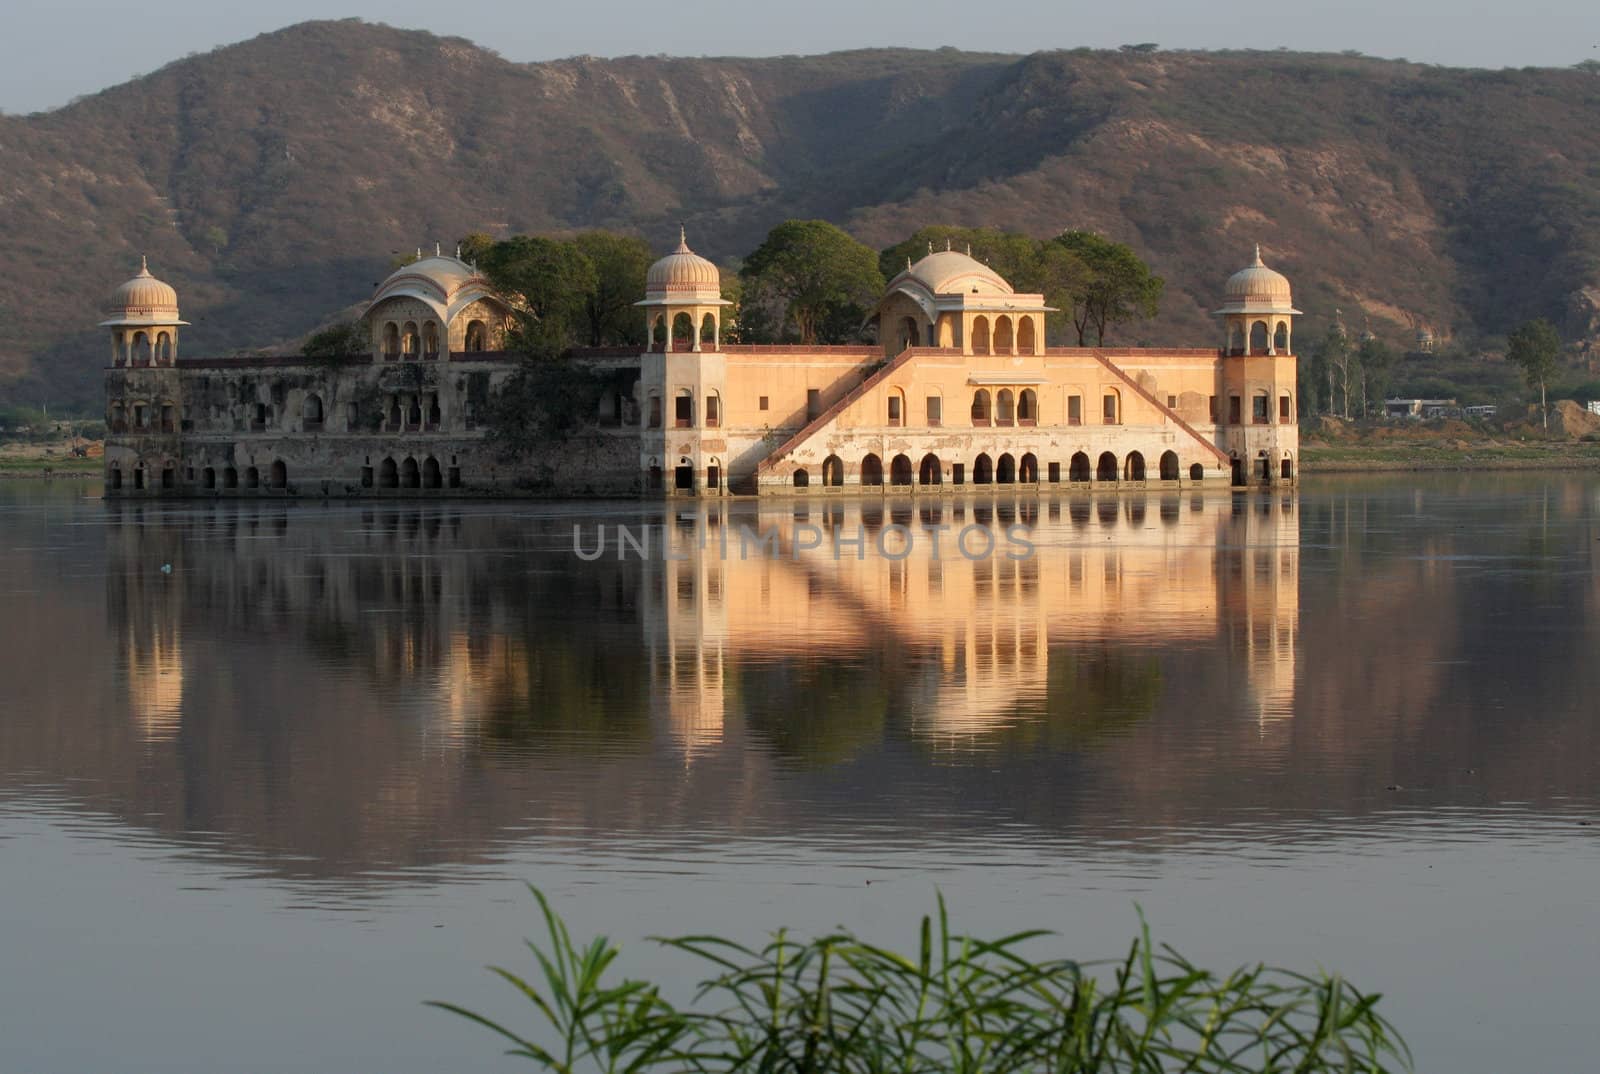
<box><xmin>102</xmin><ymin>493</ymin><xmax>1300</xmax><ymax>775</ymax></box>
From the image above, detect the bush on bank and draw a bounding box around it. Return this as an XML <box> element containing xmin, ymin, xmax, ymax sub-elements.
<box><xmin>431</xmin><ymin>888</ymin><xmax>1411</xmax><ymax>1074</ymax></box>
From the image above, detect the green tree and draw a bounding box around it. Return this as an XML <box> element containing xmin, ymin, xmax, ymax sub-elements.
<box><xmin>1316</xmin><ymin>325</ymin><xmax>1356</xmax><ymax>419</ymax></box>
<box><xmin>1507</xmin><ymin>317</ymin><xmax>1562</xmax><ymax>430</ymax></box>
<box><xmin>458</xmin><ymin>231</ymin><xmax>496</xmax><ymax>265</ymax></box>
<box><xmin>301</xmin><ymin>320</ymin><xmax>368</xmax><ymax>361</ymax></box>
<box><xmin>1053</xmin><ymin>231</ymin><xmax>1163</xmax><ymax>345</ymax></box>
<box><xmin>1357</xmin><ymin>337</ymin><xmax>1395</xmax><ymax>418</ymax></box>
<box><xmin>740</xmin><ymin>220</ymin><xmax>884</xmax><ymax>344</ymax></box>
<box><xmin>482</xmin><ymin>357</ymin><xmax>609</xmax><ymax>460</ymax></box>
<box><xmin>573</xmin><ymin>231</ymin><xmax>652</xmax><ymax>346</ymax></box>
<box><xmin>480</xmin><ymin>236</ymin><xmax>597</xmax><ymax>352</ymax></box>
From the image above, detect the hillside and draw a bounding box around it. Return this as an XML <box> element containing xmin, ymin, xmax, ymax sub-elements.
<box><xmin>3</xmin><ymin>19</ymin><xmax>1600</xmax><ymax>410</ymax></box>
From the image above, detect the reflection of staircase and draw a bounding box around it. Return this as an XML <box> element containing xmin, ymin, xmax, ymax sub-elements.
<box><xmin>1093</xmin><ymin>354</ymin><xmax>1229</xmax><ymax>465</ymax></box>
<box><xmin>756</xmin><ymin>346</ymin><xmax>937</xmax><ymax>475</ymax></box>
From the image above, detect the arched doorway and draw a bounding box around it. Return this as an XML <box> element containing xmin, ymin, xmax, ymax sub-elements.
<box><xmin>971</xmin><ymin>389</ymin><xmax>992</xmax><ymax>425</ymax></box>
<box><xmin>270</xmin><ymin>459</ymin><xmax>287</xmax><ymax>489</ymax></box>
<box><xmin>860</xmin><ymin>454</ymin><xmax>884</xmax><ymax>487</ymax></box>
<box><xmin>203</xmin><ymin>467</ymin><xmax>216</xmax><ymax>489</ymax></box>
<box><xmin>994</xmin><ymin>315</ymin><xmax>1013</xmax><ymax>353</ymax></box>
<box><xmin>896</xmin><ymin>316</ymin><xmax>920</xmax><ymax>351</ymax></box>
<box><xmin>822</xmin><ymin>455</ymin><xmax>844</xmax><ymax>487</ymax></box>
<box><xmin>1159</xmin><ymin>451</ymin><xmax>1180</xmax><ymax>481</ymax></box>
<box><xmin>224</xmin><ymin>467</ymin><xmax>238</xmax><ymax>489</ymax></box>
<box><xmin>972</xmin><ymin>316</ymin><xmax>990</xmax><ymax>354</ymax></box>
<box><xmin>1097</xmin><ymin>452</ymin><xmax>1118</xmax><ymax>482</ymax></box>
<box><xmin>380</xmin><ymin>458</ymin><xmax>398</xmax><ymax>488</ymax></box>
<box><xmin>1018</xmin><ymin>317</ymin><xmax>1036</xmax><ymax>354</ymax></box>
<box><xmin>1230</xmin><ymin>457</ymin><xmax>1245</xmax><ymax>486</ymax></box>
<box><xmin>1250</xmin><ymin>321</ymin><xmax>1268</xmax><ymax>354</ymax></box>
<box><xmin>402</xmin><ymin>457</ymin><xmax>421</xmax><ymax>489</ymax></box>
<box><xmin>919</xmin><ymin>453</ymin><xmax>941</xmax><ymax>486</ymax></box>
<box><xmin>1189</xmin><ymin>463</ymin><xmax>1204</xmax><ymax>481</ymax></box>
<box><xmin>423</xmin><ymin>457</ymin><xmax>442</xmax><ymax>488</ymax></box>
<box><xmin>1281</xmin><ymin>456</ymin><xmax>1295</xmax><ymax>480</ymax></box>
<box><xmin>793</xmin><ymin>468</ymin><xmax>810</xmax><ymax>488</ymax></box>
<box><xmin>1125</xmin><ymin>452</ymin><xmax>1146</xmax><ymax>481</ymax></box>
<box><xmin>890</xmin><ymin>454</ymin><xmax>913</xmax><ymax>486</ymax></box>
<box><xmin>245</xmin><ymin>466</ymin><xmax>260</xmax><ymax>489</ymax></box>
<box><xmin>1019</xmin><ymin>453</ymin><xmax>1038</xmax><ymax>483</ymax></box>
<box><xmin>1070</xmin><ymin>452</ymin><xmax>1091</xmax><ymax>483</ymax></box>
<box><xmin>465</xmin><ymin>320</ymin><xmax>486</xmax><ymax>352</ymax></box>
<box><xmin>996</xmin><ymin>453</ymin><xmax>1016</xmax><ymax>484</ymax></box>
<box><xmin>973</xmin><ymin>453</ymin><xmax>994</xmax><ymax>485</ymax></box>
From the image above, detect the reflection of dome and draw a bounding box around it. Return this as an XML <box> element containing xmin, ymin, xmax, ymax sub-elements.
<box><xmin>104</xmin><ymin>257</ymin><xmax>180</xmax><ymax>322</ymax></box>
<box><xmin>1216</xmin><ymin>245</ymin><xmax>1299</xmax><ymax>315</ymax></box>
<box><xmin>892</xmin><ymin>249</ymin><xmax>1013</xmax><ymax>296</ymax></box>
<box><xmin>646</xmin><ymin>228</ymin><xmax>722</xmax><ymax>300</ymax></box>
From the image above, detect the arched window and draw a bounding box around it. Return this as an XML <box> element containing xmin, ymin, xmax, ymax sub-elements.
<box><xmin>971</xmin><ymin>315</ymin><xmax>991</xmax><ymax>355</ymax></box>
<box><xmin>793</xmin><ymin>468</ymin><xmax>810</xmax><ymax>488</ymax></box>
<box><xmin>155</xmin><ymin>332</ymin><xmax>172</xmax><ymax>364</ymax></box>
<box><xmin>1097</xmin><ymin>452</ymin><xmax>1118</xmax><ymax>482</ymax></box>
<box><xmin>1102</xmin><ymin>390</ymin><xmax>1120</xmax><ymax>425</ymax></box>
<box><xmin>1160</xmin><ymin>451</ymin><xmax>1180</xmax><ymax>481</ymax></box>
<box><xmin>1228</xmin><ymin>323</ymin><xmax>1244</xmax><ymax>356</ymax></box>
<box><xmin>919</xmin><ymin>453</ymin><xmax>941</xmax><ymax>486</ymax></box>
<box><xmin>860</xmin><ymin>454</ymin><xmax>884</xmax><ymax>487</ymax></box>
<box><xmin>971</xmin><ymin>389</ymin><xmax>992</xmax><ymax>425</ymax></box>
<box><xmin>245</xmin><ymin>466</ymin><xmax>260</xmax><ymax>489</ymax></box>
<box><xmin>674</xmin><ymin>388</ymin><xmax>694</xmax><ymax>428</ymax></box>
<box><xmin>270</xmin><ymin>460</ymin><xmax>287</xmax><ymax>489</ymax></box>
<box><xmin>303</xmin><ymin>394</ymin><xmax>324</xmax><ymax>429</ymax></box>
<box><xmin>203</xmin><ymin>467</ymin><xmax>216</xmax><ymax>489</ymax></box>
<box><xmin>424</xmin><ymin>457</ymin><xmax>442</xmax><ymax>488</ymax></box>
<box><xmin>1125</xmin><ymin>452</ymin><xmax>1146</xmax><ymax>481</ymax></box>
<box><xmin>423</xmin><ymin>321</ymin><xmax>440</xmax><ymax>358</ymax></box>
<box><xmin>650</xmin><ymin>315</ymin><xmax>666</xmax><ymax>350</ymax></box>
<box><xmin>1274</xmin><ymin>321</ymin><xmax>1289</xmax><ymax>353</ymax></box>
<box><xmin>996</xmin><ymin>453</ymin><xmax>1016</xmax><ymax>484</ymax></box>
<box><xmin>402</xmin><ymin>321</ymin><xmax>419</xmax><ymax>359</ymax></box>
<box><xmin>1019</xmin><ymin>453</ymin><xmax>1038</xmax><ymax>483</ymax></box>
<box><xmin>131</xmin><ymin>331</ymin><xmax>149</xmax><ymax>365</ymax></box>
<box><xmin>109</xmin><ymin>462</ymin><xmax>123</xmax><ymax>491</ymax></box>
<box><xmin>994</xmin><ymin>316</ymin><xmax>1013</xmax><ymax>354</ymax></box>
<box><xmin>465</xmin><ymin>320</ymin><xmax>486</xmax><ymax>353</ymax></box>
<box><xmin>380</xmin><ymin>458</ymin><xmax>398</xmax><ymax>488</ymax></box>
<box><xmin>671</xmin><ymin>312</ymin><xmax>695</xmax><ymax>352</ymax></box>
<box><xmin>1018</xmin><ymin>389</ymin><xmax>1037</xmax><ymax>425</ymax></box>
<box><xmin>996</xmin><ymin>389</ymin><xmax>1015</xmax><ymax>426</ymax></box>
<box><xmin>1281</xmin><ymin>455</ymin><xmax>1295</xmax><ymax>480</ymax></box>
<box><xmin>647</xmin><ymin>392</ymin><xmax>662</xmax><ymax>429</ymax></box>
<box><xmin>897</xmin><ymin>316</ymin><xmax>920</xmax><ymax>351</ymax></box>
<box><xmin>973</xmin><ymin>453</ymin><xmax>993</xmax><ymax>485</ymax></box>
<box><xmin>705</xmin><ymin>391</ymin><xmax>721</xmax><ymax>428</ymax></box>
<box><xmin>822</xmin><ymin>455</ymin><xmax>844</xmax><ymax>487</ymax></box>
<box><xmin>224</xmin><ymin>467</ymin><xmax>238</xmax><ymax>489</ymax></box>
<box><xmin>1018</xmin><ymin>317</ymin><xmax>1037</xmax><ymax>354</ymax></box>
<box><xmin>1070</xmin><ymin>452</ymin><xmax>1091</xmax><ymax>482</ymax></box>
<box><xmin>701</xmin><ymin>313</ymin><xmax>718</xmax><ymax>349</ymax></box>
<box><xmin>890</xmin><ymin>454</ymin><xmax>913</xmax><ymax>486</ymax></box>
<box><xmin>402</xmin><ymin>457</ymin><xmax>421</xmax><ymax>489</ymax></box>
<box><xmin>383</xmin><ymin>322</ymin><xmax>399</xmax><ymax>359</ymax></box>
<box><xmin>1249</xmin><ymin>321</ymin><xmax>1269</xmax><ymax>355</ymax></box>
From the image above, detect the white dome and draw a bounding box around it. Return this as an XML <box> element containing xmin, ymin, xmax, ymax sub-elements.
<box><xmin>1216</xmin><ymin>245</ymin><xmax>1299</xmax><ymax>315</ymax></box>
<box><xmin>645</xmin><ymin>228</ymin><xmax>722</xmax><ymax>300</ymax></box>
<box><xmin>892</xmin><ymin>248</ymin><xmax>1013</xmax><ymax>296</ymax></box>
<box><xmin>103</xmin><ymin>256</ymin><xmax>181</xmax><ymax>324</ymax></box>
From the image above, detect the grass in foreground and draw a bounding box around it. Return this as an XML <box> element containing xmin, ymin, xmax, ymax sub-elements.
<box><xmin>431</xmin><ymin>888</ymin><xmax>1411</xmax><ymax>1073</ymax></box>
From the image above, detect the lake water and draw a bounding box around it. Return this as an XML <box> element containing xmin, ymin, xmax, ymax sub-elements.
<box><xmin>1</xmin><ymin>476</ymin><xmax>1597</xmax><ymax>1073</ymax></box>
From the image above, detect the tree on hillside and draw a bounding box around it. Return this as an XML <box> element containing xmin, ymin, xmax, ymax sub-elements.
<box><xmin>879</xmin><ymin>228</ymin><xmax>1091</xmax><ymax>344</ymax></box>
<box><xmin>301</xmin><ymin>320</ymin><xmax>367</xmax><ymax>360</ymax></box>
<box><xmin>1357</xmin><ymin>337</ymin><xmax>1395</xmax><ymax>418</ymax></box>
<box><xmin>1507</xmin><ymin>317</ymin><xmax>1562</xmax><ymax>430</ymax></box>
<box><xmin>1053</xmin><ymin>231</ymin><xmax>1163</xmax><ymax>345</ymax></box>
<box><xmin>573</xmin><ymin>232</ymin><xmax>653</xmax><ymax>347</ymax></box>
<box><xmin>741</xmin><ymin>221</ymin><xmax>884</xmax><ymax>344</ymax></box>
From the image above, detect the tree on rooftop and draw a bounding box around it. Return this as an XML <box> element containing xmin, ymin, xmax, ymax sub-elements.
<box><xmin>741</xmin><ymin>220</ymin><xmax>884</xmax><ymax>345</ymax></box>
<box><xmin>573</xmin><ymin>231</ymin><xmax>652</xmax><ymax>347</ymax></box>
<box><xmin>1507</xmin><ymin>317</ymin><xmax>1562</xmax><ymax>430</ymax></box>
<box><xmin>1053</xmin><ymin>231</ymin><xmax>1163</xmax><ymax>346</ymax></box>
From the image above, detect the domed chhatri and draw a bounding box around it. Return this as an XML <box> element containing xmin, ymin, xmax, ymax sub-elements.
<box><xmin>364</xmin><ymin>245</ymin><xmax>514</xmax><ymax>359</ymax></box>
<box><xmin>876</xmin><ymin>242</ymin><xmax>1050</xmax><ymax>353</ymax></box>
<box><xmin>637</xmin><ymin>228</ymin><xmax>730</xmax><ymax>353</ymax></box>
<box><xmin>1216</xmin><ymin>245</ymin><xmax>1300</xmax><ymax>357</ymax></box>
<box><xmin>101</xmin><ymin>256</ymin><xmax>188</xmax><ymax>367</ymax></box>
<box><xmin>645</xmin><ymin>227</ymin><xmax>723</xmax><ymax>300</ymax></box>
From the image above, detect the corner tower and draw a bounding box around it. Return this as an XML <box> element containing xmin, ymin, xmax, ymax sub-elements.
<box><xmin>1215</xmin><ymin>246</ymin><xmax>1300</xmax><ymax>486</ymax></box>
<box><xmin>101</xmin><ymin>257</ymin><xmax>187</xmax><ymax>366</ymax></box>
<box><xmin>637</xmin><ymin>230</ymin><xmax>731</xmax><ymax>496</ymax></box>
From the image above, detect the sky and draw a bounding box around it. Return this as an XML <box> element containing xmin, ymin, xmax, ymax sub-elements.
<box><xmin>2</xmin><ymin>0</ymin><xmax>1597</xmax><ymax>115</ymax></box>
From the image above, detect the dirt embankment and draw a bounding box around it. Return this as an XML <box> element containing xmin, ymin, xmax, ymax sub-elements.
<box><xmin>1303</xmin><ymin>405</ymin><xmax>1600</xmax><ymax>472</ymax></box>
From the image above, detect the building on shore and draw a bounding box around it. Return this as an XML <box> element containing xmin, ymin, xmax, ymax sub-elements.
<box><xmin>103</xmin><ymin>236</ymin><xmax>1299</xmax><ymax>496</ymax></box>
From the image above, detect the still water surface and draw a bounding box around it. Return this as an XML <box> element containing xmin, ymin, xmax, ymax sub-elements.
<box><xmin>1</xmin><ymin>477</ymin><xmax>1597</xmax><ymax>1073</ymax></box>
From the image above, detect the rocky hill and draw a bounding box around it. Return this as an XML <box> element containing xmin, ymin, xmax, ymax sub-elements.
<box><xmin>3</xmin><ymin>19</ymin><xmax>1599</xmax><ymax>410</ymax></box>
